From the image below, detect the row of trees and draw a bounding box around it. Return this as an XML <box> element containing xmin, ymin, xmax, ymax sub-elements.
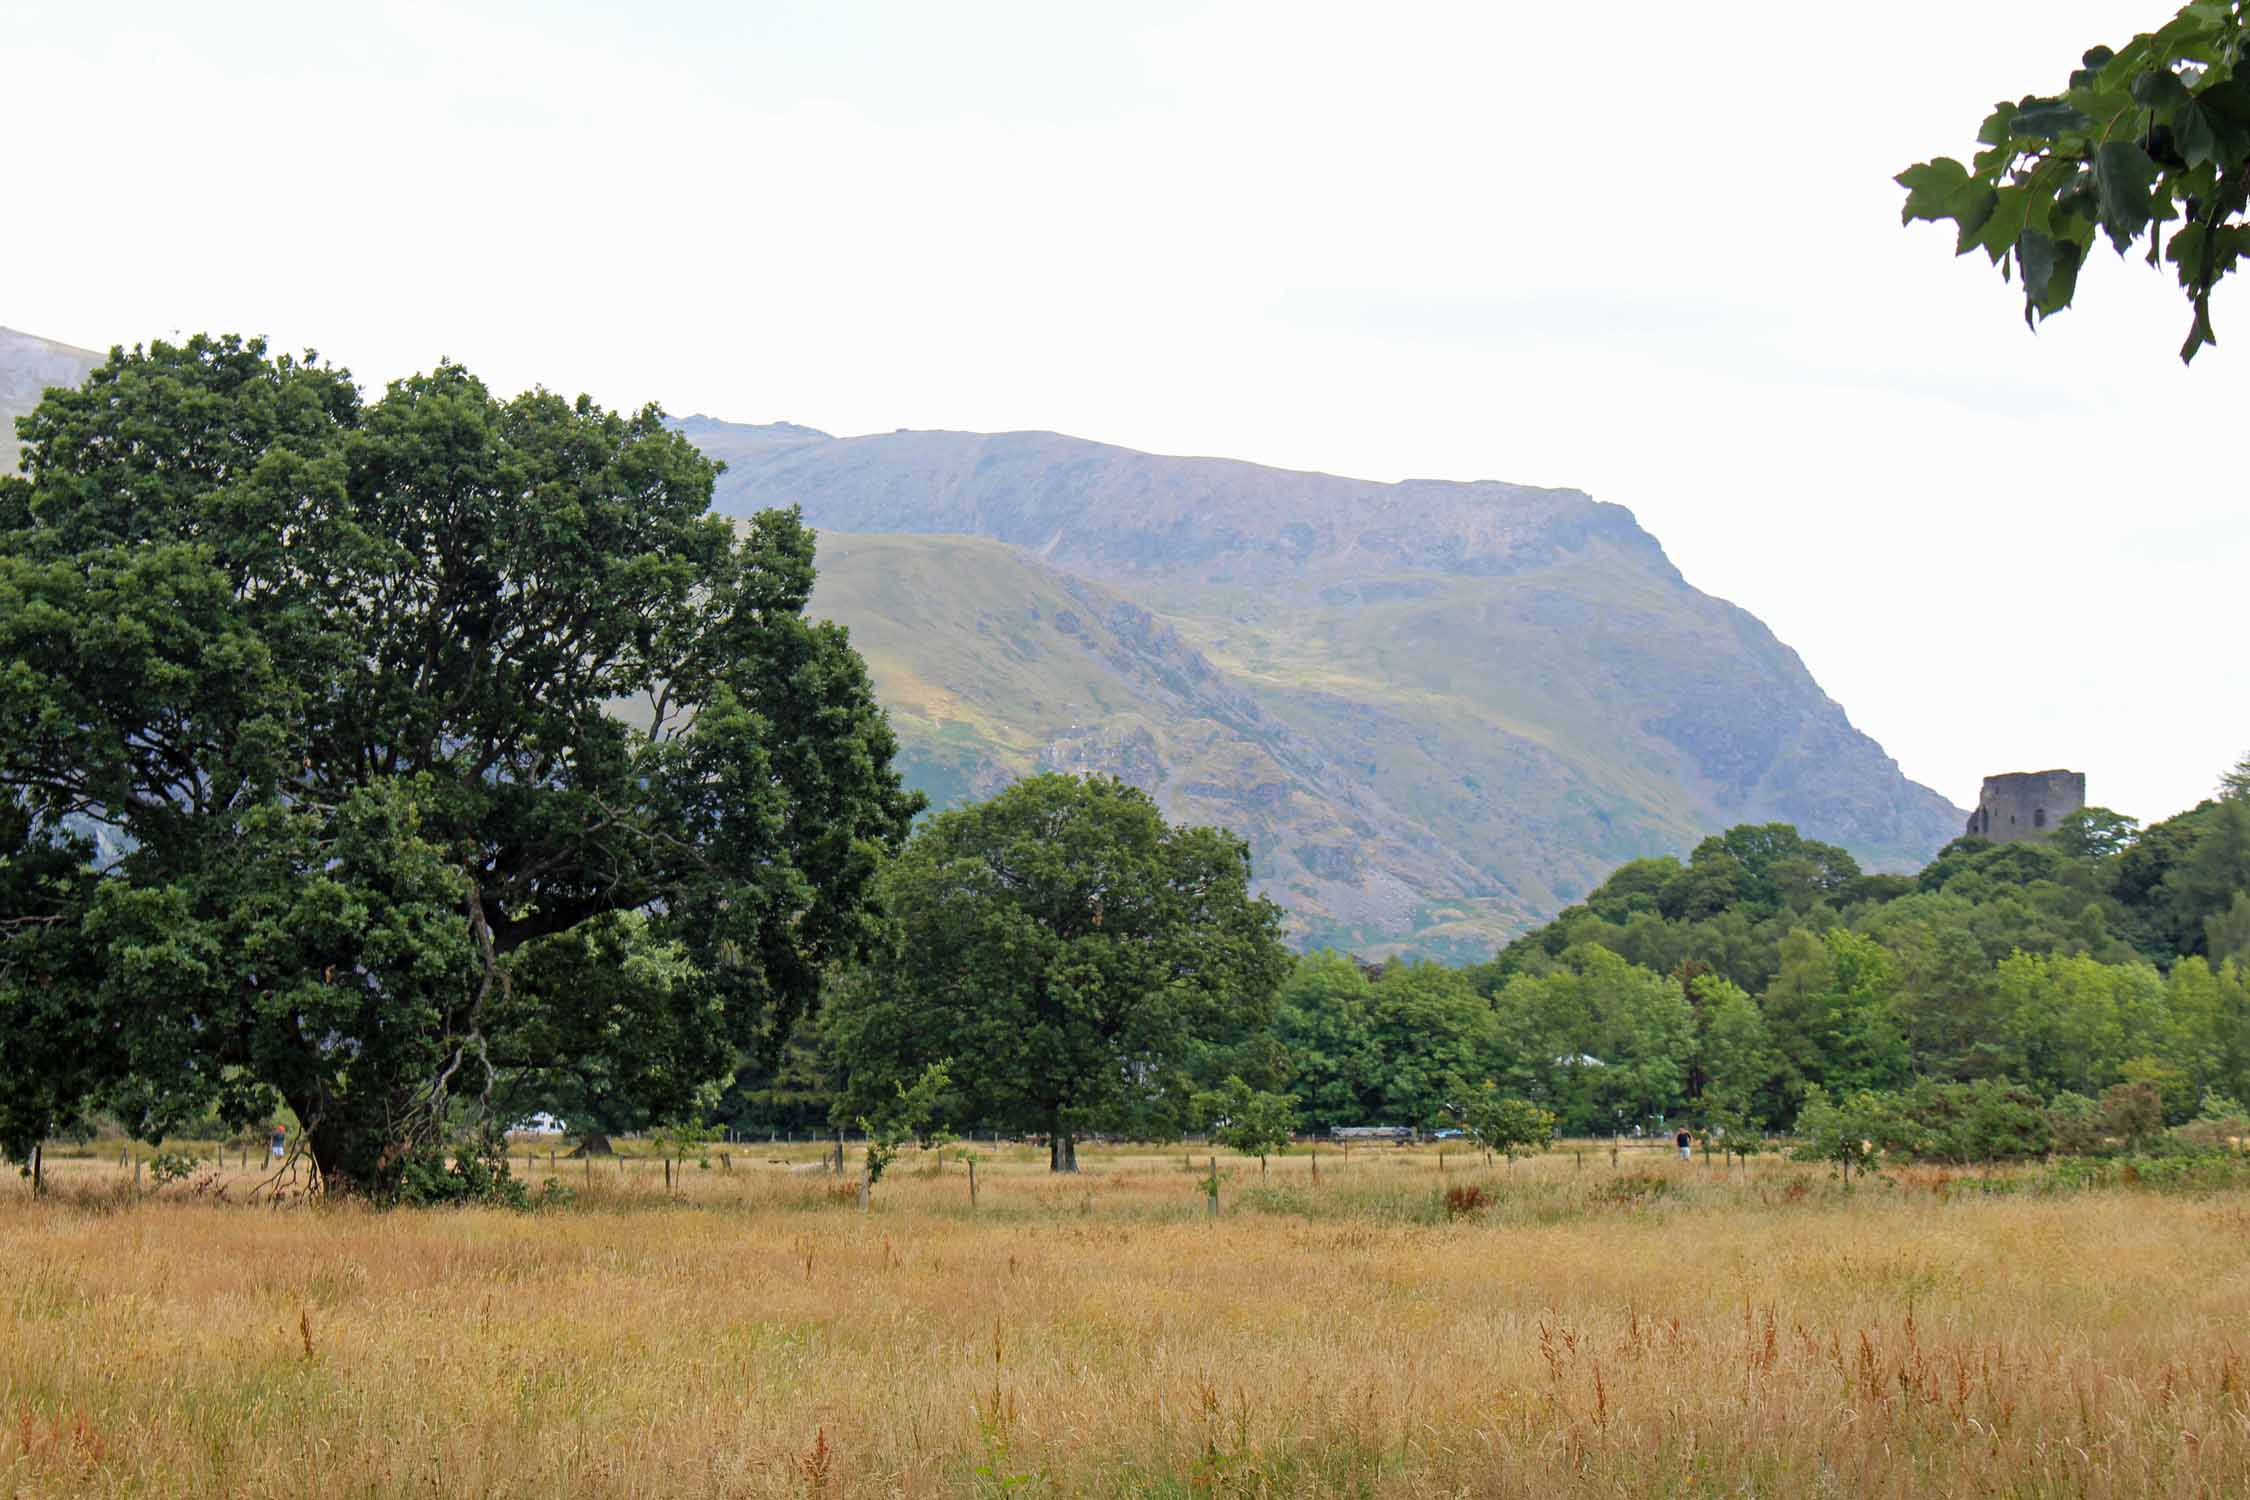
<box><xmin>784</xmin><ymin>777</ymin><xmax>2250</xmax><ymax>1156</ymax></box>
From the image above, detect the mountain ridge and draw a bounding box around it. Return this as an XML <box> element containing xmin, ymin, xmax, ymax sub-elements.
<box><xmin>694</xmin><ymin>413</ymin><xmax>1964</xmax><ymax>951</ymax></box>
<box><xmin>1</xmin><ymin>329</ymin><xmax>1964</xmax><ymax>955</ymax></box>
<box><xmin>679</xmin><ymin>415</ymin><xmax>1674</xmax><ymax>588</ymax></box>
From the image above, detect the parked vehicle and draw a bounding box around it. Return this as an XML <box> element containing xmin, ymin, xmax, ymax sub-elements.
<box><xmin>1328</xmin><ymin>1125</ymin><xmax>1413</xmax><ymax>1144</ymax></box>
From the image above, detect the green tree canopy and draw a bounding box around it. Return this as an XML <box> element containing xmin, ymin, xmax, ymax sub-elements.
<box><xmin>0</xmin><ymin>335</ymin><xmax>919</xmax><ymax>1192</ymax></box>
<box><xmin>821</xmin><ymin>773</ymin><xmax>1290</xmax><ymax>1171</ymax></box>
<box><xmin>1452</xmin><ymin>1084</ymin><xmax>1555</xmax><ymax>1163</ymax></box>
<box><xmin>1899</xmin><ymin>2</ymin><xmax>2250</xmax><ymax>361</ymax></box>
<box><xmin>1194</xmin><ymin>1074</ymin><xmax>1298</xmax><ymax>1171</ymax></box>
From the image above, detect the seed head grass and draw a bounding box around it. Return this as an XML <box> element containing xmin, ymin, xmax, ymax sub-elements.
<box><xmin>4</xmin><ymin>1142</ymin><xmax>2248</xmax><ymax>1495</ymax></box>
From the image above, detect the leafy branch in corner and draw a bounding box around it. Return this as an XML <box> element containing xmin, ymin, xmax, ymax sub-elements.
<box><xmin>1899</xmin><ymin>1</ymin><xmax>2250</xmax><ymax>360</ymax></box>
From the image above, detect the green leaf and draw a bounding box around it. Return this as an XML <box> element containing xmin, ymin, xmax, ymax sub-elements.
<box><xmin>1962</xmin><ymin>182</ymin><xmax>2028</xmax><ymax>264</ymax></box>
<box><xmin>2092</xmin><ymin>140</ymin><xmax>2161</xmax><ymax>251</ymax></box>
<box><xmin>2176</xmin><ymin>101</ymin><xmax>2221</xmax><ymax>167</ymax></box>
<box><xmin>1898</xmin><ymin>157</ymin><xmax>1969</xmax><ymax>219</ymax></box>
<box><xmin>1977</xmin><ymin>101</ymin><xmax>2020</xmax><ymax>146</ymax></box>
<box><xmin>2016</xmin><ymin>230</ymin><xmax>2083</xmax><ymax>323</ymax></box>
<box><xmin>2131</xmin><ymin>68</ymin><xmax>2194</xmax><ymax>111</ymax></box>
<box><xmin>2010</xmin><ymin>96</ymin><xmax>2094</xmax><ymax>140</ymax></box>
<box><xmin>1897</xmin><ymin>157</ymin><xmax>1998</xmax><ymax>252</ymax></box>
<box><xmin>2197</xmin><ymin>79</ymin><xmax>2250</xmax><ymax>127</ymax></box>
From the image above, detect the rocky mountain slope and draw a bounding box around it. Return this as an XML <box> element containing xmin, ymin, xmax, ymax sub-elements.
<box><xmin>695</xmin><ymin>417</ymin><xmax>1965</xmax><ymax>955</ymax></box>
<box><xmin>0</xmin><ymin>327</ymin><xmax>101</xmax><ymax>474</ymax></box>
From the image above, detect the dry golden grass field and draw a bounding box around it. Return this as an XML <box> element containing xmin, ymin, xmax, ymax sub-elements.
<box><xmin>5</xmin><ymin>1141</ymin><xmax>2250</xmax><ymax>1498</ymax></box>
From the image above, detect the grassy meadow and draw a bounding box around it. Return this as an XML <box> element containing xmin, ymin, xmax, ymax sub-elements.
<box><xmin>6</xmin><ymin>1140</ymin><xmax>2250</xmax><ymax>1497</ymax></box>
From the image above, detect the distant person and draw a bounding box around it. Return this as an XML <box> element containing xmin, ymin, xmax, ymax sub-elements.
<box><xmin>1675</xmin><ymin>1128</ymin><xmax>1691</xmax><ymax>1162</ymax></box>
<box><xmin>270</xmin><ymin>1124</ymin><xmax>286</xmax><ymax>1160</ymax></box>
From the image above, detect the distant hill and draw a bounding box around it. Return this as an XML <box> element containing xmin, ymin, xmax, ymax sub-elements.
<box><xmin>0</xmin><ymin>327</ymin><xmax>101</xmax><ymax>474</ymax></box>
<box><xmin>804</xmin><ymin>532</ymin><xmax>1541</xmax><ymax>948</ymax></box>
<box><xmin>694</xmin><ymin>417</ymin><xmax>1966</xmax><ymax>956</ymax></box>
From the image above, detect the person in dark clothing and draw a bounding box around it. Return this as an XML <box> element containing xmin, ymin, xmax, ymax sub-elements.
<box><xmin>1676</xmin><ymin>1128</ymin><xmax>1691</xmax><ymax>1162</ymax></box>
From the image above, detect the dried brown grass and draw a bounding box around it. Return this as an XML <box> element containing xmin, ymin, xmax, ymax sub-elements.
<box><xmin>3</xmin><ymin>1144</ymin><xmax>2247</xmax><ymax>1496</ymax></box>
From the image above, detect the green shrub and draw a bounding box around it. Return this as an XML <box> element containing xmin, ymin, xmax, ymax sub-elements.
<box><xmin>394</xmin><ymin>1135</ymin><xmax>530</xmax><ymax>1209</ymax></box>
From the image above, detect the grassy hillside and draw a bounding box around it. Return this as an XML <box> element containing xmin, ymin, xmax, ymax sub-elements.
<box><xmin>805</xmin><ymin>533</ymin><xmax>1539</xmax><ymax>954</ymax></box>
<box><xmin>800</xmin><ymin>529</ymin><xmax>1944</xmax><ymax>959</ymax></box>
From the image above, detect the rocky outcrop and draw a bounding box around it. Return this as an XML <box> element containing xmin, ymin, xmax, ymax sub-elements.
<box><xmin>0</xmin><ymin>327</ymin><xmax>102</xmax><ymax>474</ymax></box>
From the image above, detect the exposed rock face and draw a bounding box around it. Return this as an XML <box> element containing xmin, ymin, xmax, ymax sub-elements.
<box><xmin>699</xmin><ymin>417</ymin><xmax>1968</xmax><ymax>955</ymax></box>
<box><xmin>1966</xmin><ymin>770</ymin><xmax>2086</xmax><ymax>844</ymax></box>
<box><xmin>0</xmin><ymin>327</ymin><xmax>102</xmax><ymax>474</ymax></box>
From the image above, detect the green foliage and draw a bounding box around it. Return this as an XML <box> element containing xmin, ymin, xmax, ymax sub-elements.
<box><xmin>1861</xmin><ymin>1079</ymin><xmax>2056</xmax><ymax>1163</ymax></box>
<box><xmin>859</xmin><ymin>1061</ymin><xmax>952</xmax><ymax>1189</ymax></box>
<box><xmin>1452</xmin><ymin>1083</ymin><xmax>1555</xmax><ymax>1162</ymax></box>
<box><xmin>2053</xmin><ymin>807</ymin><xmax>2141</xmax><ymax>860</ymax></box>
<box><xmin>1789</xmin><ymin>1085</ymin><xmax>1884</xmax><ymax>1175</ymax></box>
<box><xmin>822</xmin><ymin>774</ymin><xmax>1290</xmax><ymax>1171</ymax></box>
<box><xmin>146</xmin><ymin>1150</ymin><xmax>200</xmax><ymax>1186</ymax></box>
<box><xmin>2102</xmin><ymin>1080</ymin><xmax>2166</xmax><ymax>1150</ymax></box>
<box><xmin>0</xmin><ymin>335</ymin><xmax>919</xmax><ymax>1193</ymax></box>
<box><xmin>652</xmin><ymin>1118</ymin><xmax>724</xmax><ymax>1168</ymax></box>
<box><xmin>1692</xmin><ymin>975</ymin><xmax>1777</xmax><ymax>1127</ymax></box>
<box><xmin>1194</xmin><ymin>1075</ymin><xmax>1298</xmax><ymax>1165</ymax></box>
<box><xmin>1273</xmin><ymin>954</ymin><xmax>1495</xmax><ymax>1132</ymax></box>
<box><xmin>0</xmin><ymin>802</ymin><xmax>109</xmax><ymax>1165</ymax></box>
<box><xmin>1488</xmin><ymin>945</ymin><xmax>1695</xmax><ymax>1134</ymax></box>
<box><xmin>394</xmin><ymin>1132</ymin><xmax>531</xmax><ymax>1209</ymax></box>
<box><xmin>1898</xmin><ymin>3</ymin><xmax>2250</xmax><ymax>361</ymax></box>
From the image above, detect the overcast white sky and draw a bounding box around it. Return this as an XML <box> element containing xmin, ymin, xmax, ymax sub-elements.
<box><xmin>5</xmin><ymin>0</ymin><xmax>2241</xmax><ymax>825</ymax></box>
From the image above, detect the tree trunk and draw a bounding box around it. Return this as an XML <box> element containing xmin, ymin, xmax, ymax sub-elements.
<box><xmin>569</xmin><ymin>1133</ymin><xmax>615</xmax><ymax>1158</ymax></box>
<box><xmin>1048</xmin><ymin>1111</ymin><xmax>1078</xmax><ymax>1173</ymax></box>
<box><xmin>304</xmin><ymin>1122</ymin><xmax>355</xmax><ymax>1197</ymax></box>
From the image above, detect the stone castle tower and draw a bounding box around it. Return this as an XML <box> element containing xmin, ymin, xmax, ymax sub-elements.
<box><xmin>1965</xmin><ymin>769</ymin><xmax>2086</xmax><ymax>844</ymax></box>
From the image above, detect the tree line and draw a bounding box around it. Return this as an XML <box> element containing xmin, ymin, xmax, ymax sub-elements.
<box><xmin>729</xmin><ymin>770</ymin><xmax>2250</xmax><ymax>1160</ymax></box>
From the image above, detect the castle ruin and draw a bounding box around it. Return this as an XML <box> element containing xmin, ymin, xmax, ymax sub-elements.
<box><xmin>1965</xmin><ymin>769</ymin><xmax>2086</xmax><ymax>844</ymax></box>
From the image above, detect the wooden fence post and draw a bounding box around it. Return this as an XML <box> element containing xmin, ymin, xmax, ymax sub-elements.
<box><xmin>968</xmin><ymin>1157</ymin><xmax>979</xmax><ymax>1211</ymax></box>
<box><xmin>1311</xmin><ymin>1150</ymin><xmax>1319</xmax><ymax>1186</ymax></box>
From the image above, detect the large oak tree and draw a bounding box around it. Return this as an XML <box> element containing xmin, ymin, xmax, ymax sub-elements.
<box><xmin>0</xmin><ymin>335</ymin><xmax>919</xmax><ymax>1192</ymax></box>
